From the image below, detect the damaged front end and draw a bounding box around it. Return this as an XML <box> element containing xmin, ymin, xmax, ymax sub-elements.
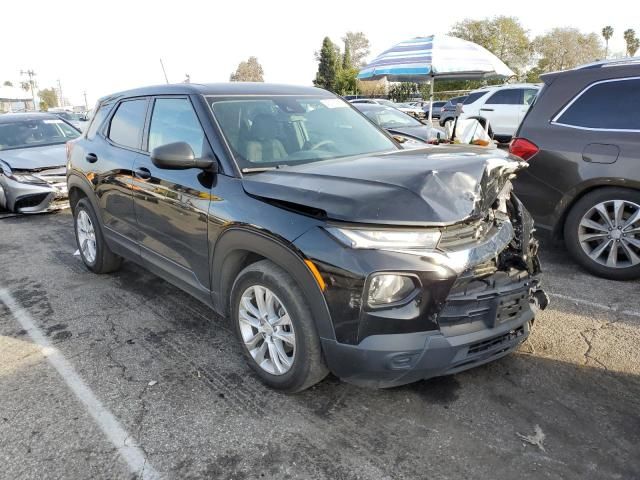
<box><xmin>0</xmin><ymin>163</ymin><xmax>68</xmax><ymax>214</ymax></box>
<box><xmin>291</xmin><ymin>155</ymin><xmax>548</xmax><ymax>387</ymax></box>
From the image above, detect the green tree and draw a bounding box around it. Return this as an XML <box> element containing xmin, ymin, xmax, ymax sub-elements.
<box><xmin>341</xmin><ymin>31</ymin><xmax>370</xmax><ymax>67</ymax></box>
<box><xmin>229</xmin><ymin>56</ymin><xmax>264</xmax><ymax>82</ymax></box>
<box><xmin>450</xmin><ymin>16</ymin><xmax>530</xmax><ymax>75</ymax></box>
<box><xmin>342</xmin><ymin>41</ymin><xmax>352</xmax><ymax>70</ymax></box>
<box><xmin>530</xmin><ymin>28</ymin><xmax>604</xmax><ymax>77</ymax></box>
<box><xmin>624</xmin><ymin>29</ymin><xmax>639</xmax><ymax>56</ymax></box>
<box><xmin>38</xmin><ymin>88</ymin><xmax>58</xmax><ymax>110</ymax></box>
<box><xmin>602</xmin><ymin>26</ymin><xmax>614</xmax><ymax>58</ymax></box>
<box><xmin>313</xmin><ymin>37</ymin><xmax>340</xmax><ymax>92</ymax></box>
<box><xmin>3</xmin><ymin>80</ymin><xmax>13</xmax><ymax>87</ymax></box>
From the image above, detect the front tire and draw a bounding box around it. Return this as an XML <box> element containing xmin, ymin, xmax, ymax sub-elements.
<box><xmin>73</xmin><ymin>198</ymin><xmax>122</xmax><ymax>274</ymax></box>
<box><xmin>231</xmin><ymin>260</ymin><xmax>328</xmax><ymax>392</ymax></box>
<box><xmin>564</xmin><ymin>188</ymin><xmax>640</xmax><ymax>280</ymax></box>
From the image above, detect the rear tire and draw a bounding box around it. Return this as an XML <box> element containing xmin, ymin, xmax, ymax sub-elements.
<box><xmin>230</xmin><ymin>259</ymin><xmax>328</xmax><ymax>392</ymax></box>
<box><xmin>73</xmin><ymin>198</ymin><xmax>122</xmax><ymax>274</ymax></box>
<box><xmin>564</xmin><ymin>188</ymin><xmax>640</xmax><ymax>280</ymax></box>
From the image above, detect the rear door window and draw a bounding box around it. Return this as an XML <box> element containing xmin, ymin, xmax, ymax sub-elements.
<box><xmin>555</xmin><ymin>78</ymin><xmax>640</xmax><ymax>130</ymax></box>
<box><xmin>485</xmin><ymin>89</ymin><xmax>523</xmax><ymax>105</ymax></box>
<box><xmin>463</xmin><ymin>92</ymin><xmax>486</xmax><ymax>104</ymax></box>
<box><xmin>108</xmin><ymin>99</ymin><xmax>148</xmax><ymax>149</ymax></box>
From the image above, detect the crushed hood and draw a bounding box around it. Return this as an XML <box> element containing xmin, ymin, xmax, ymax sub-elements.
<box><xmin>0</xmin><ymin>144</ymin><xmax>67</xmax><ymax>171</ymax></box>
<box><xmin>242</xmin><ymin>146</ymin><xmax>527</xmax><ymax>226</ymax></box>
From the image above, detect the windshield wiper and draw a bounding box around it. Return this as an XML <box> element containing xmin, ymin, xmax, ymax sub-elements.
<box><xmin>241</xmin><ymin>165</ymin><xmax>287</xmax><ymax>174</ymax></box>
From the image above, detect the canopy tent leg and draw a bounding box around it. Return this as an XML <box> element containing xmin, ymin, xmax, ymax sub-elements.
<box><xmin>428</xmin><ymin>75</ymin><xmax>434</xmax><ymax>123</ymax></box>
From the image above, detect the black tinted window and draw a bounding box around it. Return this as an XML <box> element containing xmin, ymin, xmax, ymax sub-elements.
<box><xmin>148</xmin><ymin>98</ymin><xmax>205</xmax><ymax>157</ymax></box>
<box><xmin>556</xmin><ymin>78</ymin><xmax>640</xmax><ymax>130</ymax></box>
<box><xmin>464</xmin><ymin>92</ymin><xmax>486</xmax><ymax>104</ymax></box>
<box><xmin>108</xmin><ymin>99</ymin><xmax>147</xmax><ymax>149</ymax></box>
<box><xmin>486</xmin><ymin>89</ymin><xmax>523</xmax><ymax>105</ymax></box>
<box><xmin>86</xmin><ymin>104</ymin><xmax>111</xmax><ymax>140</ymax></box>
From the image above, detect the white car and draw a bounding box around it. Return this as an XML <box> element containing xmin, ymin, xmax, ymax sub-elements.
<box><xmin>395</xmin><ymin>102</ymin><xmax>425</xmax><ymax>119</ymax></box>
<box><xmin>349</xmin><ymin>98</ymin><xmax>397</xmax><ymax>108</ymax></box>
<box><xmin>458</xmin><ymin>84</ymin><xmax>541</xmax><ymax>139</ymax></box>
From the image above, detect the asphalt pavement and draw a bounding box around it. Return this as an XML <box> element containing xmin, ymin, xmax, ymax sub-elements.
<box><xmin>1</xmin><ymin>210</ymin><xmax>639</xmax><ymax>480</ymax></box>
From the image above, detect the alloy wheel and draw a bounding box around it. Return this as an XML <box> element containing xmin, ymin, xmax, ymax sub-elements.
<box><xmin>238</xmin><ymin>285</ymin><xmax>296</xmax><ymax>375</ymax></box>
<box><xmin>578</xmin><ymin>199</ymin><xmax>640</xmax><ymax>269</ymax></box>
<box><xmin>76</xmin><ymin>210</ymin><xmax>97</xmax><ymax>264</ymax></box>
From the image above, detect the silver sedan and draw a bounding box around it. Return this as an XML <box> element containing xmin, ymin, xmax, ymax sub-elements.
<box><xmin>0</xmin><ymin>113</ymin><xmax>80</xmax><ymax>214</ymax></box>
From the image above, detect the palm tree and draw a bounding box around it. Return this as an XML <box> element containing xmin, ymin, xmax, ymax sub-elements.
<box><xmin>602</xmin><ymin>26</ymin><xmax>614</xmax><ymax>58</ymax></box>
<box><xmin>624</xmin><ymin>29</ymin><xmax>637</xmax><ymax>56</ymax></box>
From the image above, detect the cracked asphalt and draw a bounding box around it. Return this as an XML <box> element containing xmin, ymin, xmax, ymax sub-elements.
<box><xmin>1</xmin><ymin>210</ymin><xmax>639</xmax><ymax>480</ymax></box>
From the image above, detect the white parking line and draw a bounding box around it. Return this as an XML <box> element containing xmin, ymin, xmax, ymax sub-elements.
<box><xmin>0</xmin><ymin>288</ymin><xmax>161</xmax><ymax>480</ymax></box>
<box><xmin>548</xmin><ymin>292</ymin><xmax>640</xmax><ymax>318</ymax></box>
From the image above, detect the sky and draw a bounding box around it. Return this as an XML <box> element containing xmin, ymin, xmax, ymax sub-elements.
<box><xmin>0</xmin><ymin>0</ymin><xmax>633</xmax><ymax>107</ymax></box>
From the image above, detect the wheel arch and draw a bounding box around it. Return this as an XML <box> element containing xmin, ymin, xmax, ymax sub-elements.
<box><xmin>67</xmin><ymin>173</ymin><xmax>99</xmax><ymax>216</ymax></box>
<box><xmin>551</xmin><ymin>179</ymin><xmax>640</xmax><ymax>239</ymax></box>
<box><xmin>211</xmin><ymin>227</ymin><xmax>336</xmax><ymax>341</ymax></box>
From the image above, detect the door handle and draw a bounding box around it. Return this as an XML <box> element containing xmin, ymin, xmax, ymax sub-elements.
<box><xmin>85</xmin><ymin>153</ymin><xmax>98</xmax><ymax>163</ymax></box>
<box><xmin>480</xmin><ymin>108</ymin><xmax>494</xmax><ymax>112</ymax></box>
<box><xmin>134</xmin><ymin>167</ymin><xmax>151</xmax><ymax>180</ymax></box>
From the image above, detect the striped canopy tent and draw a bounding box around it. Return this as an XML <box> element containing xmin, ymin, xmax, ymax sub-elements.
<box><xmin>358</xmin><ymin>35</ymin><xmax>515</xmax><ymax>120</ymax></box>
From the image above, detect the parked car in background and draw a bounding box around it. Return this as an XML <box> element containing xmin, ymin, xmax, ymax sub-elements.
<box><xmin>352</xmin><ymin>103</ymin><xmax>444</xmax><ymax>144</ymax></box>
<box><xmin>47</xmin><ymin>110</ymin><xmax>90</xmax><ymax>131</ymax></box>
<box><xmin>511</xmin><ymin>58</ymin><xmax>640</xmax><ymax>280</ymax></box>
<box><xmin>438</xmin><ymin>96</ymin><xmax>467</xmax><ymax>129</ymax></box>
<box><xmin>459</xmin><ymin>84</ymin><xmax>540</xmax><ymax>141</ymax></box>
<box><xmin>422</xmin><ymin>100</ymin><xmax>446</xmax><ymax>119</ymax></box>
<box><xmin>0</xmin><ymin>113</ymin><xmax>79</xmax><ymax>213</ymax></box>
<box><xmin>395</xmin><ymin>102</ymin><xmax>425</xmax><ymax>119</ymax></box>
<box><xmin>349</xmin><ymin>98</ymin><xmax>397</xmax><ymax>108</ymax></box>
<box><xmin>67</xmin><ymin>82</ymin><xmax>546</xmax><ymax>392</ymax></box>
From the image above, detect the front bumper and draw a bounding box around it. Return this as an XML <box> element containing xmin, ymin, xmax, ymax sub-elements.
<box><xmin>321</xmin><ymin>274</ymin><xmax>540</xmax><ymax>388</ymax></box>
<box><xmin>0</xmin><ymin>170</ymin><xmax>68</xmax><ymax>213</ymax></box>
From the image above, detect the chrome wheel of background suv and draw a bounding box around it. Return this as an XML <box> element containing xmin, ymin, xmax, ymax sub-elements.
<box><xmin>578</xmin><ymin>200</ymin><xmax>640</xmax><ymax>269</ymax></box>
<box><xmin>238</xmin><ymin>285</ymin><xmax>296</xmax><ymax>375</ymax></box>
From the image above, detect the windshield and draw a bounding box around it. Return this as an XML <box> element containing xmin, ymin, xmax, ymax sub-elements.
<box><xmin>363</xmin><ymin>106</ymin><xmax>422</xmax><ymax>128</ymax></box>
<box><xmin>0</xmin><ymin>118</ymin><xmax>80</xmax><ymax>150</ymax></box>
<box><xmin>209</xmin><ymin>96</ymin><xmax>397</xmax><ymax>169</ymax></box>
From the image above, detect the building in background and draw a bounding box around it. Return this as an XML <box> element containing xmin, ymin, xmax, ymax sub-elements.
<box><xmin>0</xmin><ymin>86</ymin><xmax>35</xmax><ymax>113</ymax></box>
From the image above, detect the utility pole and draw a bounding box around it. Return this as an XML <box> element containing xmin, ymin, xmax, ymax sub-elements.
<box><xmin>57</xmin><ymin>79</ymin><xmax>64</xmax><ymax>108</ymax></box>
<box><xmin>20</xmin><ymin>69</ymin><xmax>37</xmax><ymax>111</ymax></box>
<box><xmin>83</xmin><ymin>91</ymin><xmax>88</xmax><ymax>111</ymax></box>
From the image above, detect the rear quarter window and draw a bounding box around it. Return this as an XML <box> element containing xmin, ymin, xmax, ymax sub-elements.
<box><xmin>555</xmin><ymin>78</ymin><xmax>640</xmax><ymax>130</ymax></box>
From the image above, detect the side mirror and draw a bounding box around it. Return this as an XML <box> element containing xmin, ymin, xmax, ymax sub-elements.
<box><xmin>150</xmin><ymin>141</ymin><xmax>217</xmax><ymax>171</ymax></box>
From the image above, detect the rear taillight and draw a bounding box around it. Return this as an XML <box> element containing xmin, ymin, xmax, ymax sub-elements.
<box><xmin>509</xmin><ymin>137</ymin><xmax>539</xmax><ymax>161</ymax></box>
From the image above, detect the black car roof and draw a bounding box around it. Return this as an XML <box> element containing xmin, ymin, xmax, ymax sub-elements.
<box><xmin>99</xmin><ymin>83</ymin><xmax>334</xmax><ymax>103</ymax></box>
<box><xmin>0</xmin><ymin>112</ymin><xmax>59</xmax><ymax>123</ymax></box>
<box><xmin>541</xmin><ymin>57</ymin><xmax>640</xmax><ymax>83</ymax></box>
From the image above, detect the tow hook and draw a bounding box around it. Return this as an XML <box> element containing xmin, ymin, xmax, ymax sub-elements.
<box><xmin>530</xmin><ymin>289</ymin><xmax>550</xmax><ymax>312</ymax></box>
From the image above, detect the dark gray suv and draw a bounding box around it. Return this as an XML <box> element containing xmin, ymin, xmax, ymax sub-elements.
<box><xmin>511</xmin><ymin>58</ymin><xmax>640</xmax><ymax>280</ymax></box>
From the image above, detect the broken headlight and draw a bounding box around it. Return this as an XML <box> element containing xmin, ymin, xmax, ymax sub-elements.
<box><xmin>11</xmin><ymin>172</ymin><xmax>47</xmax><ymax>185</ymax></box>
<box><xmin>326</xmin><ymin>227</ymin><xmax>441</xmax><ymax>250</ymax></box>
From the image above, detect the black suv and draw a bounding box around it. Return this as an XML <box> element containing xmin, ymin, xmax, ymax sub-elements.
<box><xmin>67</xmin><ymin>83</ymin><xmax>546</xmax><ymax>392</ymax></box>
<box><xmin>511</xmin><ymin>58</ymin><xmax>640</xmax><ymax>280</ymax></box>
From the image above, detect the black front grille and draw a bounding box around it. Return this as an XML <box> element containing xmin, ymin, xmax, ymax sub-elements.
<box><xmin>468</xmin><ymin>326</ymin><xmax>525</xmax><ymax>355</ymax></box>
<box><xmin>15</xmin><ymin>193</ymin><xmax>49</xmax><ymax>210</ymax></box>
